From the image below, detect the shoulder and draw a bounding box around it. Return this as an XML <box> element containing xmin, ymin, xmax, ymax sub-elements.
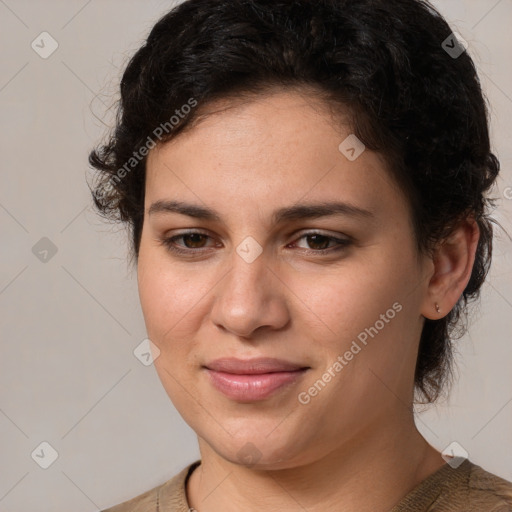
<box><xmin>392</xmin><ymin>459</ymin><xmax>512</xmax><ymax>512</ymax></box>
<box><xmin>100</xmin><ymin>461</ymin><xmax>200</xmax><ymax>512</ymax></box>
<box><xmin>431</xmin><ymin>459</ymin><xmax>512</xmax><ymax>511</ymax></box>
<box><xmin>100</xmin><ymin>483</ymin><xmax>160</xmax><ymax>512</ymax></box>
<box><xmin>463</xmin><ymin>461</ymin><xmax>512</xmax><ymax>511</ymax></box>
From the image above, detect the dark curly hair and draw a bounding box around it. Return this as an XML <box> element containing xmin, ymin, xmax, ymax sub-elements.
<box><xmin>88</xmin><ymin>0</ymin><xmax>500</xmax><ymax>404</ymax></box>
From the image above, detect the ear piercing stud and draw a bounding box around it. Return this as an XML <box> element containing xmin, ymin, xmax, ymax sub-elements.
<box><xmin>435</xmin><ymin>302</ymin><xmax>440</xmax><ymax>313</ymax></box>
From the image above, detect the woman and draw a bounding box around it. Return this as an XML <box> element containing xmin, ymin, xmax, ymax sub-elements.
<box><xmin>89</xmin><ymin>0</ymin><xmax>512</xmax><ymax>510</ymax></box>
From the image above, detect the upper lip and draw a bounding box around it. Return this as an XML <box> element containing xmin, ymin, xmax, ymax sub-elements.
<box><xmin>204</xmin><ymin>357</ymin><xmax>308</xmax><ymax>374</ymax></box>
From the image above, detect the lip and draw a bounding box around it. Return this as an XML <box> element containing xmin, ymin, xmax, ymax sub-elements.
<box><xmin>205</xmin><ymin>357</ymin><xmax>306</xmax><ymax>374</ymax></box>
<box><xmin>204</xmin><ymin>358</ymin><xmax>309</xmax><ymax>402</ymax></box>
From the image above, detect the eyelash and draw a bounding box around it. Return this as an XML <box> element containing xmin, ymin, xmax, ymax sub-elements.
<box><xmin>159</xmin><ymin>230</ymin><xmax>352</xmax><ymax>257</ymax></box>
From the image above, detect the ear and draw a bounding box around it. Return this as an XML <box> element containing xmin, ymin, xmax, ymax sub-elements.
<box><xmin>420</xmin><ymin>217</ymin><xmax>480</xmax><ymax>320</ymax></box>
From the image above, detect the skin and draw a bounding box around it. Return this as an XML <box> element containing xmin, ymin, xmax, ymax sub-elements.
<box><xmin>137</xmin><ymin>88</ymin><xmax>480</xmax><ymax>512</ymax></box>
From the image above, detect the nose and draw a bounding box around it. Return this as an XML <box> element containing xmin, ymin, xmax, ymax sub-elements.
<box><xmin>210</xmin><ymin>250</ymin><xmax>291</xmax><ymax>339</ymax></box>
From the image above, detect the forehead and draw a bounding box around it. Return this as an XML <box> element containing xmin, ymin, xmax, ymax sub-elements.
<box><xmin>144</xmin><ymin>89</ymin><xmax>403</xmax><ymax>220</ymax></box>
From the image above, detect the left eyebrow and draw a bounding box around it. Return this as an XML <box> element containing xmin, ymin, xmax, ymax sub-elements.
<box><xmin>272</xmin><ymin>201</ymin><xmax>375</xmax><ymax>224</ymax></box>
<box><xmin>147</xmin><ymin>199</ymin><xmax>375</xmax><ymax>224</ymax></box>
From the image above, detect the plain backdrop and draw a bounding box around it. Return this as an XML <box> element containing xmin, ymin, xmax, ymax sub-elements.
<box><xmin>0</xmin><ymin>1</ymin><xmax>511</xmax><ymax>510</ymax></box>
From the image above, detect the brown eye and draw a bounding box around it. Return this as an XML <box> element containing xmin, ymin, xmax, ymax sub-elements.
<box><xmin>160</xmin><ymin>230</ymin><xmax>216</xmax><ymax>256</ymax></box>
<box><xmin>304</xmin><ymin>234</ymin><xmax>332</xmax><ymax>250</ymax></box>
<box><xmin>290</xmin><ymin>232</ymin><xmax>352</xmax><ymax>253</ymax></box>
<box><xmin>181</xmin><ymin>233</ymin><xmax>209</xmax><ymax>248</ymax></box>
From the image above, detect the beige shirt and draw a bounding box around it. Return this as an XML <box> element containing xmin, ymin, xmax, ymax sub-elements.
<box><xmin>101</xmin><ymin>459</ymin><xmax>512</xmax><ymax>511</ymax></box>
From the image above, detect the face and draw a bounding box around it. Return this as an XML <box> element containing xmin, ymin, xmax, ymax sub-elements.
<box><xmin>137</xmin><ymin>89</ymin><xmax>431</xmax><ymax>469</ymax></box>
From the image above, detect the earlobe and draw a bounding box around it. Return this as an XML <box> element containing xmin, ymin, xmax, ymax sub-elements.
<box><xmin>420</xmin><ymin>218</ymin><xmax>480</xmax><ymax>320</ymax></box>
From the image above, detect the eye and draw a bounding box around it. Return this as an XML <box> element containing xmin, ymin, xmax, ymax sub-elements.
<box><xmin>174</xmin><ymin>232</ymin><xmax>210</xmax><ymax>249</ymax></box>
<box><xmin>160</xmin><ymin>231</ymin><xmax>217</xmax><ymax>255</ymax></box>
<box><xmin>288</xmin><ymin>232</ymin><xmax>352</xmax><ymax>254</ymax></box>
<box><xmin>159</xmin><ymin>230</ymin><xmax>352</xmax><ymax>257</ymax></box>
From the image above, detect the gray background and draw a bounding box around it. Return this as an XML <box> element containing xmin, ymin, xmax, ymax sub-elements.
<box><xmin>0</xmin><ymin>1</ymin><xmax>511</xmax><ymax>510</ymax></box>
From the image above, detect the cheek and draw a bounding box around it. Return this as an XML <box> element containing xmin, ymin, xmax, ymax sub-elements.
<box><xmin>137</xmin><ymin>245</ymin><xmax>225</xmax><ymax>368</ymax></box>
<box><xmin>289</xmin><ymin>257</ymin><xmax>402</xmax><ymax>342</ymax></box>
<box><xmin>137</xmin><ymin>246</ymin><xmax>197</xmax><ymax>344</ymax></box>
<box><xmin>137</xmin><ymin>248</ymin><xmax>205</xmax><ymax>411</ymax></box>
<box><xmin>291</xmin><ymin>244</ymin><xmax>421</xmax><ymax>390</ymax></box>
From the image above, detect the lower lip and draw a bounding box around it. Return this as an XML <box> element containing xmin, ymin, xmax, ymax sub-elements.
<box><xmin>205</xmin><ymin>369</ymin><xmax>308</xmax><ymax>401</ymax></box>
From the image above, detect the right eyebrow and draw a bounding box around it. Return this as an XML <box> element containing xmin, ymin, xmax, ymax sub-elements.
<box><xmin>148</xmin><ymin>200</ymin><xmax>221</xmax><ymax>222</ymax></box>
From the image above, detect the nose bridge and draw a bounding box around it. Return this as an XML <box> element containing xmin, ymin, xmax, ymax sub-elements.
<box><xmin>223</xmin><ymin>247</ymin><xmax>270</xmax><ymax>307</ymax></box>
<box><xmin>222</xmin><ymin>229</ymin><xmax>269</xmax><ymax>295</ymax></box>
<box><xmin>211</xmin><ymin>246</ymin><xmax>289</xmax><ymax>337</ymax></box>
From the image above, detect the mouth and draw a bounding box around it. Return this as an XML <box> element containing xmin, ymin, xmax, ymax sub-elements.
<box><xmin>203</xmin><ymin>357</ymin><xmax>310</xmax><ymax>402</ymax></box>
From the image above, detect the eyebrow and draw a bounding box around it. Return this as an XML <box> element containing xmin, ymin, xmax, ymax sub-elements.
<box><xmin>148</xmin><ymin>200</ymin><xmax>375</xmax><ymax>224</ymax></box>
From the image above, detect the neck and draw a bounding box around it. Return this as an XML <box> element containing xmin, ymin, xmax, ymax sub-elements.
<box><xmin>186</xmin><ymin>417</ymin><xmax>445</xmax><ymax>512</ymax></box>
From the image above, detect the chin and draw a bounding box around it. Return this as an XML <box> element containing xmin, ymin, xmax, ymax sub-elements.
<box><xmin>203</xmin><ymin>425</ymin><xmax>319</xmax><ymax>470</ymax></box>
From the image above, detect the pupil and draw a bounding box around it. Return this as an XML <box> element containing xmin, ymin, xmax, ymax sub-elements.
<box><xmin>185</xmin><ymin>234</ymin><xmax>206</xmax><ymax>248</ymax></box>
<box><xmin>308</xmin><ymin>234</ymin><xmax>329</xmax><ymax>250</ymax></box>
